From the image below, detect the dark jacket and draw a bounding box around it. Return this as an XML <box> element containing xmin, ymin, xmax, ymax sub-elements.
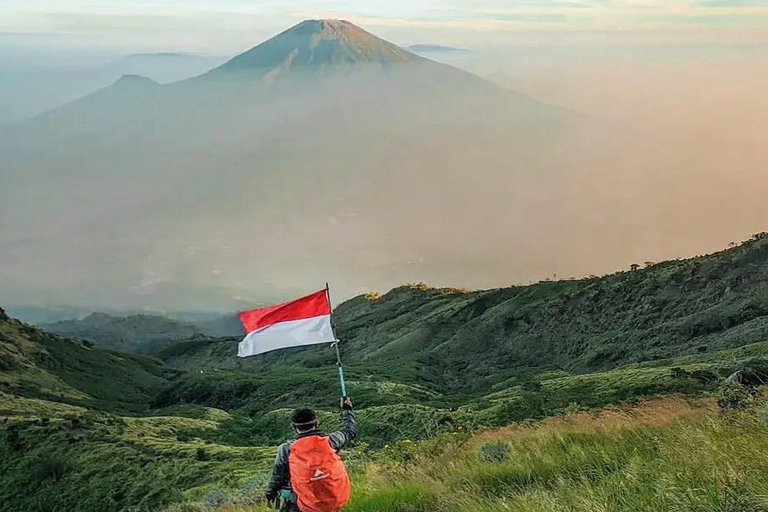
<box><xmin>266</xmin><ymin>409</ymin><xmax>357</xmax><ymax>502</ymax></box>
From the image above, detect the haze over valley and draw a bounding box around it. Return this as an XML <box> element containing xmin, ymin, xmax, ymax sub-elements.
<box><xmin>2</xmin><ymin>13</ymin><xmax>767</xmax><ymax>313</ymax></box>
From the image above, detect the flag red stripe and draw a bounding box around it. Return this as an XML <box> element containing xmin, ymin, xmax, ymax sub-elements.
<box><xmin>238</xmin><ymin>289</ymin><xmax>330</xmax><ymax>333</ymax></box>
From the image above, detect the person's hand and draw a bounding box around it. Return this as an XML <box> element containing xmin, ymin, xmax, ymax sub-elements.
<box><xmin>341</xmin><ymin>396</ymin><xmax>353</xmax><ymax>410</ymax></box>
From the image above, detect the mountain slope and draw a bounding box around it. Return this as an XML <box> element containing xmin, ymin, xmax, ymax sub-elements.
<box><xmin>0</xmin><ymin>19</ymin><xmax>574</xmax><ymax>311</ymax></box>
<box><xmin>204</xmin><ymin>19</ymin><xmax>419</xmax><ymax>81</ymax></box>
<box><xmin>154</xmin><ymin>235</ymin><xmax>768</xmax><ymax>394</ymax></box>
<box><xmin>0</xmin><ymin>308</ymin><xmax>172</xmax><ymax>412</ymax></box>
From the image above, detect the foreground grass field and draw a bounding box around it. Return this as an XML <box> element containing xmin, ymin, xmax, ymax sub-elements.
<box><xmin>5</xmin><ymin>297</ymin><xmax>768</xmax><ymax>511</ymax></box>
<box><xmin>347</xmin><ymin>397</ymin><xmax>768</xmax><ymax>512</ymax></box>
<box><xmin>166</xmin><ymin>395</ymin><xmax>768</xmax><ymax>512</ymax></box>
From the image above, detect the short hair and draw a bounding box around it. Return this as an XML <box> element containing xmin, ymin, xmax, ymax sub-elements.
<box><xmin>291</xmin><ymin>408</ymin><xmax>317</xmax><ymax>429</ymax></box>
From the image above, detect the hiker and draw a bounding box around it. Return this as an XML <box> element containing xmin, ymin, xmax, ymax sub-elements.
<box><xmin>265</xmin><ymin>396</ymin><xmax>356</xmax><ymax>512</ymax></box>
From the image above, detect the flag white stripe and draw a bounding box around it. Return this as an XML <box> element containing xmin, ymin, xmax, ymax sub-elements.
<box><xmin>237</xmin><ymin>314</ymin><xmax>334</xmax><ymax>357</ymax></box>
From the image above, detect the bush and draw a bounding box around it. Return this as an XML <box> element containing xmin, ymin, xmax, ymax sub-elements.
<box><xmin>233</xmin><ymin>473</ymin><xmax>271</xmax><ymax>506</ymax></box>
<box><xmin>35</xmin><ymin>458</ymin><xmax>68</xmax><ymax>482</ymax></box>
<box><xmin>718</xmin><ymin>383</ymin><xmax>754</xmax><ymax>412</ymax></box>
<box><xmin>161</xmin><ymin>504</ymin><xmax>207</xmax><ymax>512</ymax></box>
<box><xmin>203</xmin><ymin>490</ymin><xmax>227</xmax><ymax>509</ymax></box>
<box><xmin>195</xmin><ymin>447</ymin><xmax>209</xmax><ymax>461</ymax></box>
<box><xmin>478</xmin><ymin>441</ymin><xmax>510</xmax><ymax>463</ymax></box>
<box><xmin>5</xmin><ymin>425</ymin><xmax>24</xmax><ymax>451</ymax></box>
<box><xmin>670</xmin><ymin>367</ymin><xmax>690</xmax><ymax>379</ymax></box>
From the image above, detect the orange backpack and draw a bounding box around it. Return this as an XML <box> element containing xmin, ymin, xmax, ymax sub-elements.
<box><xmin>288</xmin><ymin>435</ymin><xmax>351</xmax><ymax>512</ymax></box>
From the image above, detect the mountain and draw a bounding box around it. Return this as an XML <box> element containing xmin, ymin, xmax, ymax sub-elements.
<box><xmin>0</xmin><ymin>19</ymin><xmax>576</xmax><ymax>310</ymax></box>
<box><xmin>4</xmin><ymin>305</ymin><xmax>97</xmax><ymax>325</ymax></box>
<box><xmin>152</xmin><ymin>235</ymin><xmax>768</xmax><ymax>393</ymax></box>
<box><xmin>0</xmin><ymin>307</ymin><xmax>171</xmax><ymax>412</ymax></box>
<box><xmin>43</xmin><ymin>313</ymin><xmax>205</xmax><ymax>353</ymax></box>
<box><xmin>204</xmin><ymin>19</ymin><xmax>419</xmax><ymax>81</ymax></box>
<box><xmin>113</xmin><ymin>53</ymin><xmax>225</xmax><ymax>83</ymax></box>
<box><xmin>42</xmin><ymin>312</ymin><xmax>242</xmax><ymax>353</ymax></box>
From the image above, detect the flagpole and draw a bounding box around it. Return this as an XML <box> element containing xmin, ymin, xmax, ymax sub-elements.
<box><xmin>326</xmin><ymin>283</ymin><xmax>348</xmax><ymax>398</ymax></box>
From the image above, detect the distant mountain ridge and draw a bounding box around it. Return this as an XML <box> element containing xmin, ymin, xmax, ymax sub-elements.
<box><xmin>0</xmin><ymin>308</ymin><xmax>169</xmax><ymax>412</ymax></box>
<box><xmin>43</xmin><ymin>312</ymin><xmax>241</xmax><ymax>353</ymax></box>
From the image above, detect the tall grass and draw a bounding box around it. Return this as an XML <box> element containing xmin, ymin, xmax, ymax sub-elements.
<box><xmin>333</xmin><ymin>397</ymin><xmax>768</xmax><ymax>512</ymax></box>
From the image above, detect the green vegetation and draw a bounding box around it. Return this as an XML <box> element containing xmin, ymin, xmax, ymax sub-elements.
<box><xmin>154</xmin><ymin>236</ymin><xmax>768</xmax><ymax>394</ymax></box>
<box><xmin>0</xmin><ymin>312</ymin><xmax>173</xmax><ymax>413</ymax></box>
<box><xmin>0</xmin><ymin>402</ymin><xmax>273</xmax><ymax>512</ymax></box>
<box><xmin>160</xmin><ymin>397</ymin><xmax>768</xmax><ymax>512</ymax></box>
<box><xmin>337</xmin><ymin>396</ymin><xmax>768</xmax><ymax>512</ymax></box>
<box><xmin>3</xmin><ymin>236</ymin><xmax>768</xmax><ymax>511</ymax></box>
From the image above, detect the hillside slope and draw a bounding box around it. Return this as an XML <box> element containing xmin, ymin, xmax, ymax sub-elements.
<box><xmin>156</xmin><ymin>235</ymin><xmax>768</xmax><ymax>395</ymax></box>
<box><xmin>0</xmin><ymin>307</ymin><xmax>172</xmax><ymax>412</ymax></box>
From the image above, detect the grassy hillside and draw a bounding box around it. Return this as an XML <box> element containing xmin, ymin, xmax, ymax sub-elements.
<box><xmin>0</xmin><ymin>307</ymin><xmax>173</xmax><ymax>413</ymax></box>
<box><xmin>0</xmin><ymin>334</ymin><xmax>766</xmax><ymax>511</ymax></box>
<box><xmin>161</xmin><ymin>396</ymin><xmax>768</xmax><ymax>512</ymax></box>
<box><xmin>142</xmin><ymin>236</ymin><xmax>768</xmax><ymax>424</ymax></box>
<box><xmin>0</xmin><ymin>393</ymin><xmax>274</xmax><ymax>512</ymax></box>
<box><xmin>154</xmin><ymin>235</ymin><xmax>768</xmax><ymax>395</ymax></box>
<box><xmin>3</xmin><ymin>236</ymin><xmax>768</xmax><ymax>511</ymax></box>
<box><xmin>339</xmin><ymin>396</ymin><xmax>768</xmax><ymax>512</ymax></box>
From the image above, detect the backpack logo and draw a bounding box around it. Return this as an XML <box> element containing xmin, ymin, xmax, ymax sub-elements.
<box><xmin>311</xmin><ymin>468</ymin><xmax>329</xmax><ymax>481</ymax></box>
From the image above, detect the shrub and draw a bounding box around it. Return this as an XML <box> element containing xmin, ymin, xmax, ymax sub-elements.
<box><xmin>0</xmin><ymin>354</ymin><xmax>15</xmax><ymax>371</ymax></box>
<box><xmin>670</xmin><ymin>367</ymin><xmax>690</xmax><ymax>379</ymax></box>
<box><xmin>478</xmin><ymin>441</ymin><xmax>510</xmax><ymax>463</ymax></box>
<box><xmin>35</xmin><ymin>458</ymin><xmax>68</xmax><ymax>482</ymax></box>
<box><xmin>690</xmin><ymin>369</ymin><xmax>718</xmax><ymax>383</ymax></box>
<box><xmin>717</xmin><ymin>383</ymin><xmax>753</xmax><ymax>412</ymax></box>
<box><xmin>233</xmin><ymin>473</ymin><xmax>271</xmax><ymax>506</ymax></box>
<box><xmin>161</xmin><ymin>504</ymin><xmax>207</xmax><ymax>512</ymax></box>
<box><xmin>203</xmin><ymin>490</ymin><xmax>227</xmax><ymax>509</ymax></box>
<box><xmin>195</xmin><ymin>447</ymin><xmax>209</xmax><ymax>461</ymax></box>
<box><xmin>564</xmin><ymin>402</ymin><xmax>584</xmax><ymax>415</ymax></box>
<box><xmin>5</xmin><ymin>425</ymin><xmax>24</xmax><ymax>451</ymax></box>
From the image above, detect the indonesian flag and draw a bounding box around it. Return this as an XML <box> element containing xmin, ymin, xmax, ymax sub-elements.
<box><xmin>237</xmin><ymin>289</ymin><xmax>335</xmax><ymax>358</ymax></box>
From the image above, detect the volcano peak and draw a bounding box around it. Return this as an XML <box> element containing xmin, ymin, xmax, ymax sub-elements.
<box><xmin>206</xmin><ymin>18</ymin><xmax>419</xmax><ymax>79</ymax></box>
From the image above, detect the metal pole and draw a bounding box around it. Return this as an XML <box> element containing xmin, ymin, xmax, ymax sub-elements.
<box><xmin>326</xmin><ymin>283</ymin><xmax>348</xmax><ymax>398</ymax></box>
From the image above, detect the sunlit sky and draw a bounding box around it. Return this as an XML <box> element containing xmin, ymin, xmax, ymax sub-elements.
<box><xmin>3</xmin><ymin>0</ymin><xmax>768</xmax><ymax>53</ymax></box>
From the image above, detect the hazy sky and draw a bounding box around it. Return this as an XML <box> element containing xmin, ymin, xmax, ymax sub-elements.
<box><xmin>2</xmin><ymin>1</ymin><xmax>768</xmax><ymax>312</ymax></box>
<box><xmin>3</xmin><ymin>0</ymin><xmax>768</xmax><ymax>53</ymax></box>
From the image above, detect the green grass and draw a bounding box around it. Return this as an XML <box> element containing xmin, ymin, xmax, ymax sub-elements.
<box><xmin>0</xmin><ymin>405</ymin><xmax>273</xmax><ymax>512</ymax></box>
<box><xmin>0</xmin><ymin>315</ymin><xmax>172</xmax><ymax>413</ymax></box>
<box><xmin>335</xmin><ymin>396</ymin><xmax>768</xmax><ymax>512</ymax></box>
<box><xmin>162</xmin><ymin>396</ymin><xmax>768</xmax><ymax>512</ymax></box>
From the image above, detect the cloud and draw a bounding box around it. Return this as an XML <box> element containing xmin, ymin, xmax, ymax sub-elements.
<box><xmin>697</xmin><ymin>0</ymin><xmax>768</xmax><ymax>5</ymax></box>
<box><xmin>2</xmin><ymin>0</ymin><xmax>768</xmax><ymax>50</ymax></box>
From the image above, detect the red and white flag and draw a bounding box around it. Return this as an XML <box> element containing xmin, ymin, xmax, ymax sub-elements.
<box><xmin>237</xmin><ymin>289</ymin><xmax>335</xmax><ymax>357</ymax></box>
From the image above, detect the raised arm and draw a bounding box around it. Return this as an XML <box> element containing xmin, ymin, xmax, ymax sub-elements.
<box><xmin>328</xmin><ymin>397</ymin><xmax>357</xmax><ymax>451</ymax></box>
